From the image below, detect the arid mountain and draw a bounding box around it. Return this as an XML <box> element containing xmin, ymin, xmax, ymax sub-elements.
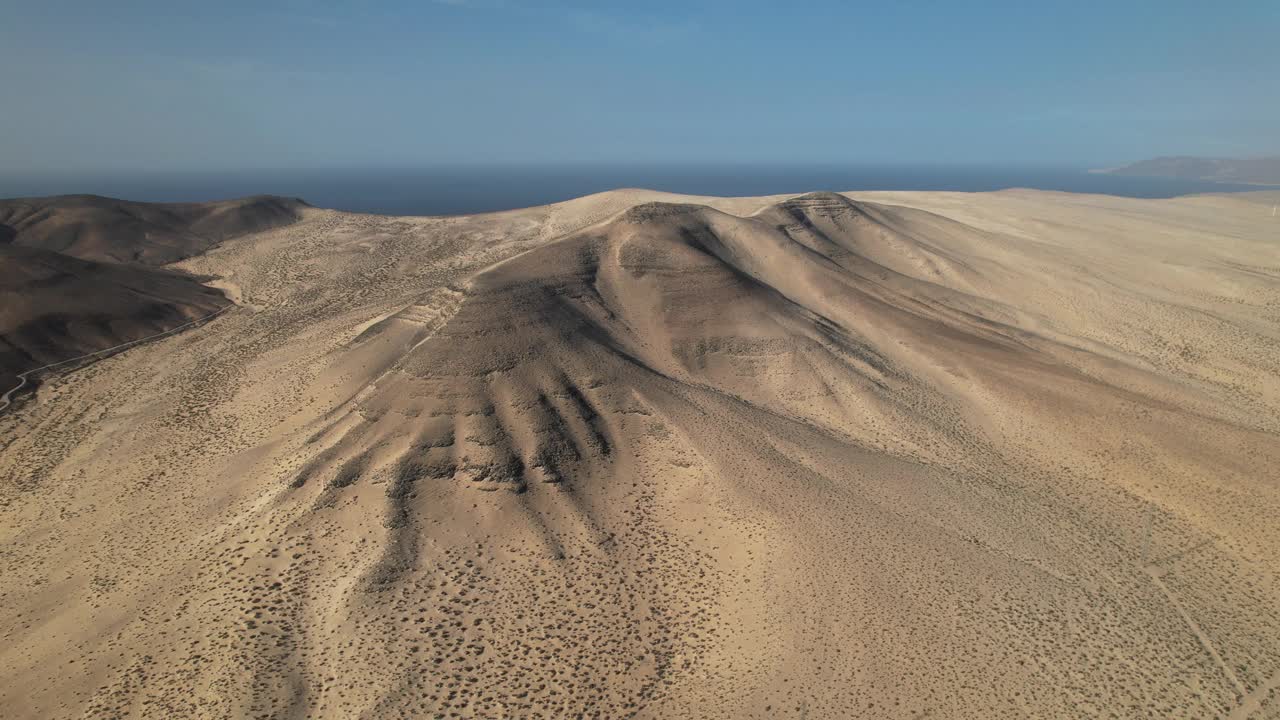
<box><xmin>0</xmin><ymin>194</ymin><xmax>302</xmax><ymax>398</ymax></box>
<box><xmin>0</xmin><ymin>194</ymin><xmax>306</xmax><ymax>265</ymax></box>
<box><xmin>1102</xmin><ymin>156</ymin><xmax>1280</xmax><ymax>185</ymax></box>
<box><xmin>1</xmin><ymin>188</ymin><xmax>1278</xmax><ymax>718</ymax></box>
<box><xmin>0</xmin><ymin>243</ymin><xmax>228</xmax><ymax>392</ymax></box>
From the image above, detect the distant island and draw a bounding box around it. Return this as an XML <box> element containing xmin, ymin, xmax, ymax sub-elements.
<box><xmin>1097</xmin><ymin>155</ymin><xmax>1280</xmax><ymax>185</ymax></box>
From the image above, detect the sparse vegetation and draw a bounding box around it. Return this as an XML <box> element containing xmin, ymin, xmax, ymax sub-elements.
<box><xmin>2</xmin><ymin>188</ymin><xmax>1279</xmax><ymax>718</ymax></box>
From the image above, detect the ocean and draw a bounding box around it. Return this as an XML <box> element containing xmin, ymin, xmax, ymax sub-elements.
<box><xmin>0</xmin><ymin>165</ymin><xmax>1270</xmax><ymax>217</ymax></box>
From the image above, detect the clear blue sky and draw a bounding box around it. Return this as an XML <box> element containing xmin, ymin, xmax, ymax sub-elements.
<box><xmin>3</xmin><ymin>0</ymin><xmax>1277</xmax><ymax>172</ymax></box>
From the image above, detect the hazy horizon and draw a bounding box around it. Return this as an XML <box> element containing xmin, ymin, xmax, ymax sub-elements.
<box><xmin>2</xmin><ymin>163</ymin><xmax>1272</xmax><ymax>216</ymax></box>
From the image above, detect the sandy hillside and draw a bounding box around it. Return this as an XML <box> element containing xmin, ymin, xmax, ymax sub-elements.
<box><xmin>2</xmin><ymin>188</ymin><xmax>1279</xmax><ymax>719</ymax></box>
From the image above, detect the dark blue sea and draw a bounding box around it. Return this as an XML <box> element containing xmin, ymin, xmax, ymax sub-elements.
<box><xmin>0</xmin><ymin>165</ymin><xmax>1270</xmax><ymax>217</ymax></box>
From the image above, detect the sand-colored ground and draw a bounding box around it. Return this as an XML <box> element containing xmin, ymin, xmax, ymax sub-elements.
<box><xmin>2</xmin><ymin>188</ymin><xmax>1279</xmax><ymax>718</ymax></box>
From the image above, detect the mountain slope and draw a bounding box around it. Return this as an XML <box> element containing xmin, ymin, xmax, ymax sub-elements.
<box><xmin>243</xmin><ymin>192</ymin><xmax>1280</xmax><ymax>717</ymax></box>
<box><xmin>1</xmin><ymin>189</ymin><xmax>1278</xmax><ymax>718</ymax></box>
<box><xmin>0</xmin><ymin>194</ymin><xmax>306</xmax><ymax>265</ymax></box>
<box><xmin>0</xmin><ymin>243</ymin><xmax>229</xmax><ymax>392</ymax></box>
<box><xmin>0</xmin><ymin>194</ymin><xmax>305</xmax><ymax>399</ymax></box>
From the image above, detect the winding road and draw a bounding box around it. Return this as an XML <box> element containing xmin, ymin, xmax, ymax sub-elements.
<box><xmin>0</xmin><ymin>304</ymin><xmax>233</xmax><ymax>414</ymax></box>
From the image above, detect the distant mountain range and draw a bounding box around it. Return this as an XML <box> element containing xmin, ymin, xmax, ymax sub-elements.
<box><xmin>1098</xmin><ymin>156</ymin><xmax>1280</xmax><ymax>185</ymax></box>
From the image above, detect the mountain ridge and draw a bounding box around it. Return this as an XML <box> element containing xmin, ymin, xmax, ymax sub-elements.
<box><xmin>1099</xmin><ymin>155</ymin><xmax>1280</xmax><ymax>186</ymax></box>
<box><xmin>0</xmin><ymin>193</ymin><xmax>308</xmax><ymax>265</ymax></box>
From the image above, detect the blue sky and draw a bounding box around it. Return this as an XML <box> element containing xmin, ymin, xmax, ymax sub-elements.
<box><xmin>3</xmin><ymin>0</ymin><xmax>1277</xmax><ymax>172</ymax></box>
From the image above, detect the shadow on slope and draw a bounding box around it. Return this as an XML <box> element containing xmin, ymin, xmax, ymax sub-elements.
<box><xmin>0</xmin><ymin>194</ymin><xmax>307</xmax><ymax>265</ymax></box>
<box><xmin>0</xmin><ymin>194</ymin><xmax>302</xmax><ymax>402</ymax></box>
